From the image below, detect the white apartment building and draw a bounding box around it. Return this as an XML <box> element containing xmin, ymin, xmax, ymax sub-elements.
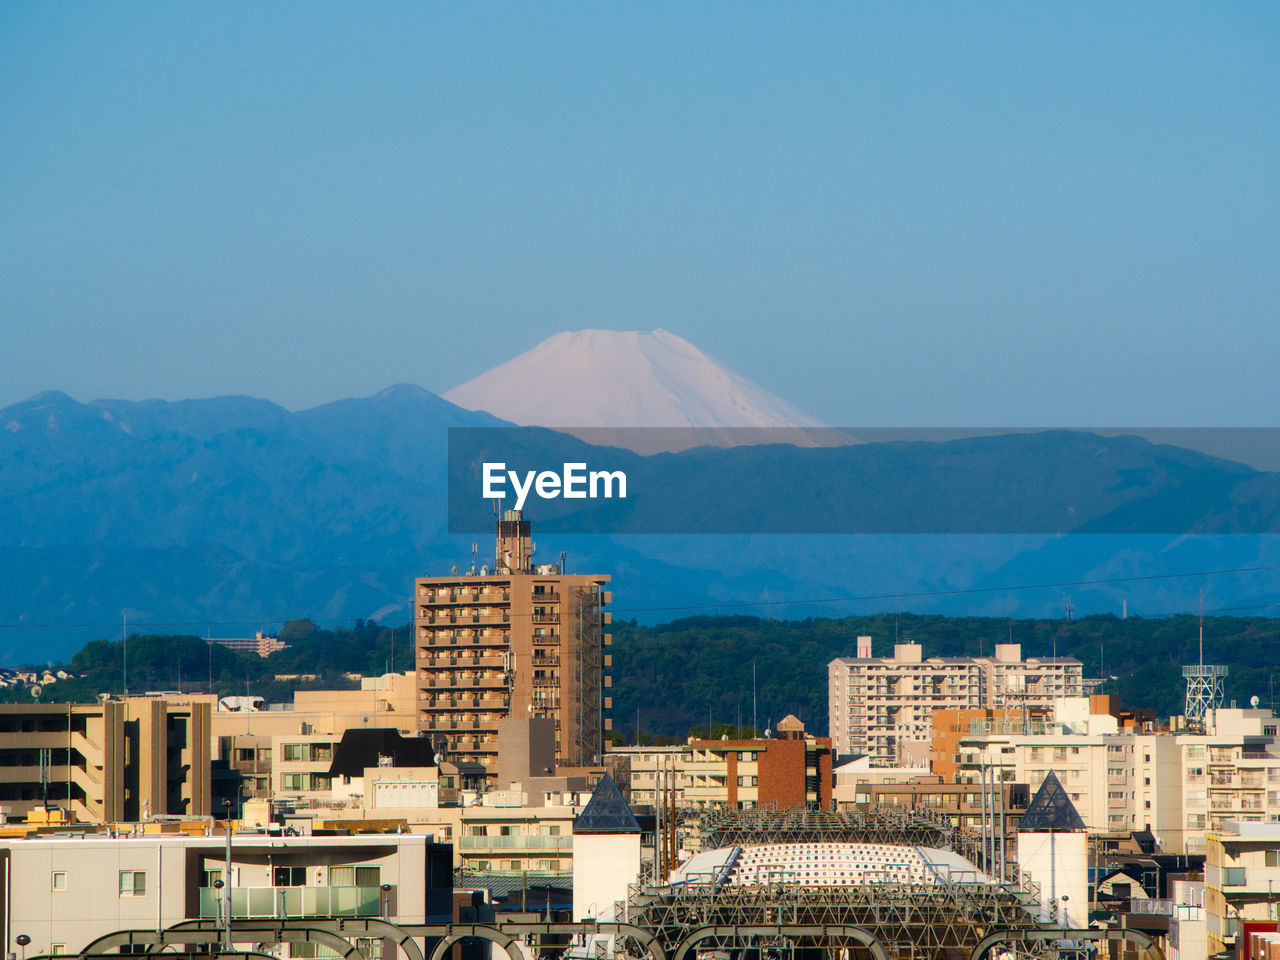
<box><xmin>828</xmin><ymin>639</ymin><xmax>1086</xmax><ymax>764</ymax></box>
<box><xmin>1205</xmin><ymin>821</ymin><xmax>1280</xmax><ymax>954</ymax></box>
<box><xmin>955</xmin><ymin>698</ymin><xmax>1280</xmax><ymax>854</ymax></box>
<box><xmin>0</xmin><ymin>831</ymin><xmax>452</xmax><ymax>958</ymax></box>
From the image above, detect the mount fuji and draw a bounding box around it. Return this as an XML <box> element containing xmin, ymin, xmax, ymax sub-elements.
<box><xmin>443</xmin><ymin>329</ymin><xmax>826</xmax><ymax>432</ymax></box>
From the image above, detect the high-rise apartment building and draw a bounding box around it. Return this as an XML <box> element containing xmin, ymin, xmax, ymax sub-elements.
<box><xmin>415</xmin><ymin>511</ymin><xmax>611</xmax><ymax>786</ymax></box>
<box><xmin>828</xmin><ymin>639</ymin><xmax>1087</xmax><ymax>764</ymax></box>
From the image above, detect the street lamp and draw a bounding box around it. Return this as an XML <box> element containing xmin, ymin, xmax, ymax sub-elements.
<box><xmin>15</xmin><ymin>935</ymin><xmax>29</xmax><ymax>960</ymax></box>
<box><xmin>380</xmin><ymin>883</ymin><xmax>392</xmax><ymax>918</ymax></box>
<box><xmin>213</xmin><ymin>879</ymin><xmax>224</xmax><ymax>927</ymax></box>
<box><xmin>222</xmin><ymin>798</ymin><xmax>234</xmax><ymax>951</ymax></box>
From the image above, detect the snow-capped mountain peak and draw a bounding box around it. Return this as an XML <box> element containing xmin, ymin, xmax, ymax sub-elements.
<box><xmin>443</xmin><ymin>329</ymin><xmax>826</xmax><ymax>432</ymax></box>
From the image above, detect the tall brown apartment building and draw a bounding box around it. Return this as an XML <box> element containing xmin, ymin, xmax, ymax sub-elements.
<box><xmin>415</xmin><ymin>511</ymin><xmax>612</xmax><ymax>786</ymax></box>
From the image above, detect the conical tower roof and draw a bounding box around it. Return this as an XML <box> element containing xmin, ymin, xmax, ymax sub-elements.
<box><xmin>1018</xmin><ymin>771</ymin><xmax>1086</xmax><ymax>833</ymax></box>
<box><xmin>573</xmin><ymin>772</ymin><xmax>641</xmax><ymax>835</ymax></box>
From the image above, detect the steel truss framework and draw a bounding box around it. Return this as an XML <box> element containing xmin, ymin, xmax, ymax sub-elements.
<box><xmin>626</xmin><ymin>881</ymin><xmax>1043</xmax><ymax>959</ymax></box>
<box><xmin>59</xmin><ymin>915</ymin><xmax>1163</xmax><ymax>960</ymax></box>
<box><xmin>700</xmin><ymin>808</ymin><xmax>959</xmax><ymax>851</ymax></box>
<box><xmin>696</xmin><ymin>808</ymin><xmax>1044</xmax><ymax>905</ymax></box>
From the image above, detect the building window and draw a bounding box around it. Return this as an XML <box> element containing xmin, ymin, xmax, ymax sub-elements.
<box><xmin>119</xmin><ymin>870</ymin><xmax>146</xmax><ymax>897</ymax></box>
<box><xmin>274</xmin><ymin>866</ymin><xmax>305</xmax><ymax>886</ymax></box>
<box><xmin>1266</xmin><ymin>851</ymin><xmax>1280</xmax><ymax>867</ymax></box>
<box><xmin>52</xmin><ymin>871</ymin><xmax>67</xmax><ymax>891</ymax></box>
<box><xmin>1224</xmin><ymin>867</ymin><xmax>1246</xmax><ymax>886</ymax></box>
<box><xmin>330</xmin><ymin>866</ymin><xmax>379</xmax><ymax>887</ymax></box>
<box><xmin>282</xmin><ymin>774</ymin><xmax>303</xmax><ymax>790</ymax></box>
<box><xmin>237</xmin><ymin>748</ymin><xmax>254</xmax><ymax>762</ymax></box>
<box><xmin>283</xmin><ymin>744</ymin><xmax>304</xmax><ymax>762</ymax></box>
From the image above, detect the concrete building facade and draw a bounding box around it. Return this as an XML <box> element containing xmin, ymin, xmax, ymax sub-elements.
<box><xmin>0</xmin><ymin>699</ymin><xmax>210</xmax><ymax>823</ymax></box>
<box><xmin>608</xmin><ymin>716</ymin><xmax>833</xmax><ymax>811</ymax></box>
<box><xmin>1205</xmin><ymin>821</ymin><xmax>1280</xmax><ymax>954</ymax></box>
<box><xmin>415</xmin><ymin>511</ymin><xmax>611</xmax><ymax>786</ymax></box>
<box><xmin>0</xmin><ymin>831</ymin><xmax>452</xmax><ymax>958</ymax></box>
<box><xmin>956</xmin><ymin>698</ymin><xmax>1280</xmax><ymax>855</ymax></box>
<box><xmin>828</xmin><ymin>640</ymin><xmax>1086</xmax><ymax>764</ymax></box>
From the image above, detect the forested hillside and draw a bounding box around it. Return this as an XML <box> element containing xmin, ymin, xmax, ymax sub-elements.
<box><xmin>8</xmin><ymin>613</ymin><xmax>1280</xmax><ymax>741</ymax></box>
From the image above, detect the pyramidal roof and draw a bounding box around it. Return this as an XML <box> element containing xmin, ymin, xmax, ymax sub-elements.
<box><xmin>573</xmin><ymin>772</ymin><xmax>641</xmax><ymax>835</ymax></box>
<box><xmin>1018</xmin><ymin>771</ymin><xmax>1087</xmax><ymax>833</ymax></box>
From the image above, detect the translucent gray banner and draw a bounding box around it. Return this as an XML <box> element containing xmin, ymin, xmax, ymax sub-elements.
<box><xmin>447</xmin><ymin>427</ymin><xmax>1280</xmax><ymax>534</ymax></box>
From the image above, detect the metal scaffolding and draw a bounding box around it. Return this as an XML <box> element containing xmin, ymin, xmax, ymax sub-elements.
<box><xmin>624</xmin><ymin>880</ymin><xmax>1044</xmax><ymax>960</ymax></box>
<box><xmin>700</xmin><ymin>807</ymin><xmax>958</xmax><ymax>851</ymax></box>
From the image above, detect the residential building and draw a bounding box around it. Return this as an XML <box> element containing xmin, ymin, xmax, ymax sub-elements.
<box><xmin>1205</xmin><ymin>821</ymin><xmax>1280</xmax><ymax>954</ymax></box>
<box><xmin>208</xmin><ymin>671</ymin><xmax>420</xmax><ymax>809</ymax></box>
<box><xmin>955</xmin><ymin>697</ymin><xmax>1280</xmax><ymax>855</ymax></box>
<box><xmin>207</xmin><ymin>631</ymin><xmax>289</xmax><ymax>658</ymax></box>
<box><xmin>415</xmin><ymin>510</ymin><xmax>612</xmax><ymax>786</ymax></box>
<box><xmin>0</xmin><ymin>830</ymin><xmax>452</xmax><ymax>958</ymax></box>
<box><xmin>272</xmin><ymin>732</ymin><xmax>341</xmax><ymax>804</ymax></box>
<box><xmin>0</xmin><ymin>698</ymin><xmax>210</xmax><ymax>823</ymax></box>
<box><xmin>608</xmin><ymin>715</ymin><xmax>833</xmax><ymax>811</ymax></box>
<box><xmin>828</xmin><ymin>639</ymin><xmax>1087</xmax><ymax>764</ymax></box>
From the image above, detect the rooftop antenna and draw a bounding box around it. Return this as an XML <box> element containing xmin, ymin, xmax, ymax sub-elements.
<box><xmin>122</xmin><ymin>612</ymin><xmax>128</xmax><ymax>697</ymax></box>
<box><xmin>753</xmin><ymin>661</ymin><xmax>758</xmax><ymax>737</ymax></box>
<box><xmin>1199</xmin><ymin>589</ymin><xmax>1204</xmax><ymax>667</ymax></box>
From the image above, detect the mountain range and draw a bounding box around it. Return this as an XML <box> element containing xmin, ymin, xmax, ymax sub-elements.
<box><xmin>4</xmin><ymin>330</ymin><xmax>1280</xmax><ymax>664</ymax></box>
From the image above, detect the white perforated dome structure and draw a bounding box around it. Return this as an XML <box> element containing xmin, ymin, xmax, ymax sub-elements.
<box><xmin>667</xmin><ymin>841</ymin><xmax>989</xmax><ymax>889</ymax></box>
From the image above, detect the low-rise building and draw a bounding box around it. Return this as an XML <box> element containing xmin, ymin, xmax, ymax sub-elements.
<box><xmin>608</xmin><ymin>715</ymin><xmax>833</xmax><ymax>811</ymax></box>
<box><xmin>0</xmin><ymin>830</ymin><xmax>453</xmax><ymax>958</ymax></box>
<box><xmin>1205</xmin><ymin>821</ymin><xmax>1280</xmax><ymax>955</ymax></box>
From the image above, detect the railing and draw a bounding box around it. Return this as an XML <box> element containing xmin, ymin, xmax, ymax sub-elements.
<box><xmin>1129</xmin><ymin>899</ymin><xmax>1173</xmax><ymax>916</ymax></box>
<box><xmin>197</xmin><ymin>885</ymin><xmax>382</xmax><ymax>919</ymax></box>
<box><xmin>460</xmin><ymin>835</ymin><xmax>573</xmax><ymax>850</ymax></box>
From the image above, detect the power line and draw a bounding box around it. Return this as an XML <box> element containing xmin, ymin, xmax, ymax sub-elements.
<box><xmin>1</xmin><ymin>562</ymin><xmax>1279</xmax><ymax>631</ymax></box>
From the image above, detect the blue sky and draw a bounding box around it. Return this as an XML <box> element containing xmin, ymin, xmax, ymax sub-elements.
<box><xmin>2</xmin><ymin>3</ymin><xmax>1277</xmax><ymax>425</ymax></box>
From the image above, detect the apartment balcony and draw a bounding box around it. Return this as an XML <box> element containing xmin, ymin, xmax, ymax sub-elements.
<box><xmin>532</xmin><ymin>614</ymin><xmax>559</xmax><ymax>624</ymax></box>
<box><xmin>432</xmin><ymin>656</ymin><xmax>507</xmax><ymax>669</ymax></box>
<box><xmin>532</xmin><ymin>676</ymin><xmax>560</xmax><ymax>688</ymax></box>
<box><xmin>532</xmin><ymin>591</ymin><xmax>561</xmax><ymax>602</ymax></box>
<box><xmin>460</xmin><ymin>835</ymin><xmax>573</xmax><ymax>850</ymax></box>
<box><xmin>198</xmin><ymin>886</ymin><xmax>383</xmax><ymax>919</ymax></box>
<box><xmin>532</xmin><ymin>656</ymin><xmax>561</xmax><ymax>668</ymax></box>
<box><xmin>429</xmin><ymin>674</ymin><xmax>508</xmax><ymax>690</ymax></box>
